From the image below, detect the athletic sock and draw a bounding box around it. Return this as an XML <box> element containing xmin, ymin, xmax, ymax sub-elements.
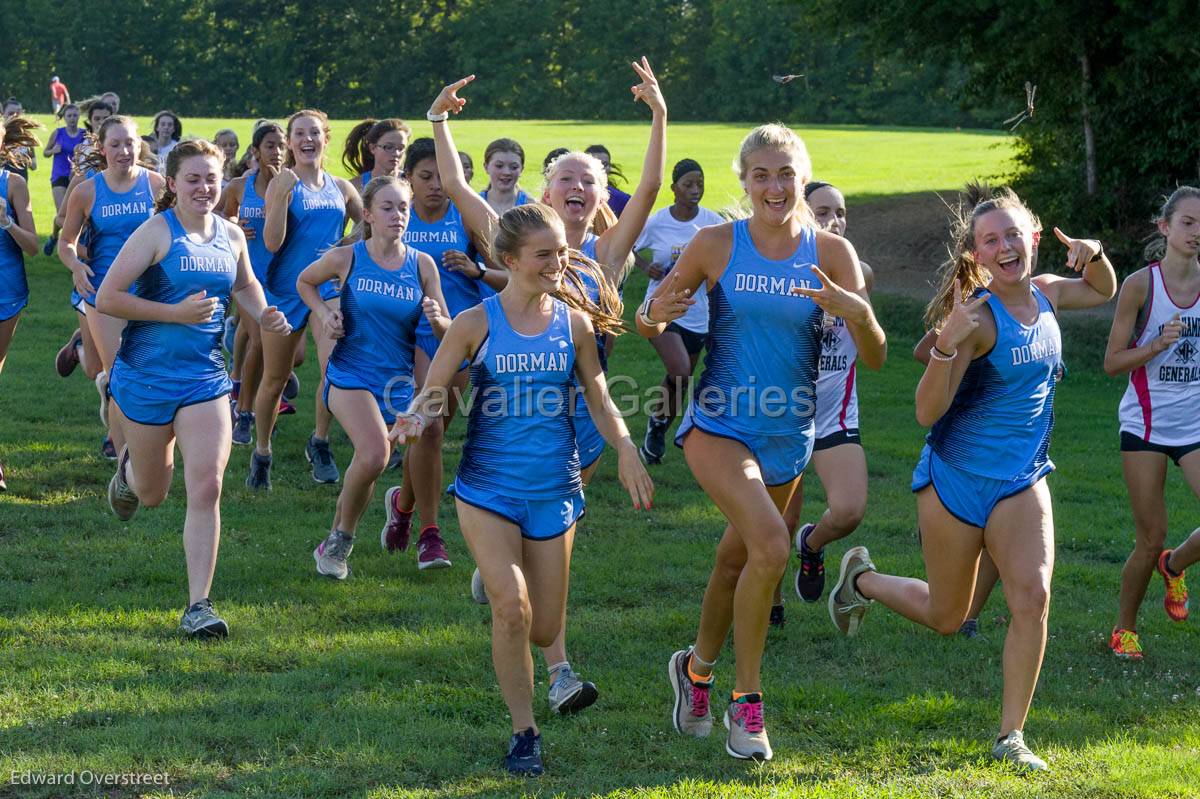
<box><xmin>335</xmin><ymin>529</ymin><xmax>354</xmax><ymax>542</ymax></box>
<box><xmin>687</xmin><ymin>650</ymin><xmax>714</xmax><ymax>684</ymax></box>
<box><xmin>1165</xmin><ymin>552</ymin><xmax>1182</xmax><ymax>577</ymax></box>
<box><xmin>547</xmin><ymin>661</ymin><xmax>569</xmax><ymax>678</ymax></box>
<box><xmin>731</xmin><ymin>690</ymin><xmax>759</xmax><ymax>702</ymax></box>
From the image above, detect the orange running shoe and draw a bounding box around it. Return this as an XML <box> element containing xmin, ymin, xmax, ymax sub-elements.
<box><xmin>1157</xmin><ymin>549</ymin><xmax>1189</xmax><ymax>622</ymax></box>
<box><xmin>1109</xmin><ymin>628</ymin><xmax>1143</xmax><ymax>660</ymax></box>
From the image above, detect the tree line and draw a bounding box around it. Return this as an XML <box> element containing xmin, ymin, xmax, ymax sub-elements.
<box><xmin>7</xmin><ymin>0</ymin><xmax>1197</xmax><ymax>266</ymax></box>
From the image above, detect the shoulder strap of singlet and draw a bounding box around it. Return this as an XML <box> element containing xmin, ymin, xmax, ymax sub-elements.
<box><xmin>162</xmin><ymin>208</ymin><xmax>183</xmax><ymax>239</ymax></box>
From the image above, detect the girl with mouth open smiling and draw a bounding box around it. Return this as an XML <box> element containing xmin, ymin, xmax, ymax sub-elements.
<box><xmin>247</xmin><ymin>109</ymin><xmax>363</xmax><ymax>491</ymax></box>
<box><xmin>828</xmin><ymin>186</ymin><xmax>1116</xmax><ymax>771</ymax></box>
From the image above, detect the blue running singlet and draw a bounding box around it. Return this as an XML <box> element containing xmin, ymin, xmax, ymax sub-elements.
<box><xmin>265</xmin><ymin>172</ymin><xmax>346</xmax><ymax>328</ymax></box>
<box><xmin>691</xmin><ymin>220</ymin><xmax>824</xmax><ymax>436</ymax></box>
<box><xmin>0</xmin><ymin>171</ymin><xmax>28</xmax><ymax>321</ymax></box>
<box><xmin>406</xmin><ymin>200</ymin><xmax>478</xmax><ymax>321</ymax></box>
<box><xmin>456</xmin><ymin>295</ymin><xmax>581</xmax><ymax>499</ymax></box>
<box><xmin>237</xmin><ymin>174</ymin><xmax>272</xmax><ymax>284</ymax></box>
<box><xmin>927</xmin><ymin>286</ymin><xmax>1062</xmax><ymax>481</ymax></box>
<box><xmin>85</xmin><ymin>168</ymin><xmax>155</xmax><ymax>306</ymax></box>
<box><xmin>110</xmin><ymin>210</ymin><xmax>236</xmax><ymax>425</ymax></box>
<box><xmin>325</xmin><ymin>241</ymin><xmax>424</xmax><ymax>422</ymax></box>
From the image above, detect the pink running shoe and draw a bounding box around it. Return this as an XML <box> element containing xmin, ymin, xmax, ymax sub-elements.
<box><xmin>417</xmin><ymin>526</ymin><xmax>451</xmax><ymax>569</ymax></box>
<box><xmin>380</xmin><ymin>486</ymin><xmax>414</xmax><ymax>552</ymax></box>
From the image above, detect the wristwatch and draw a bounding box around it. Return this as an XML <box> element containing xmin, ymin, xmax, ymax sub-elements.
<box><xmin>476</xmin><ymin>262</ymin><xmax>488</xmax><ymax>279</ymax></box>
<box><xmin>1088</xmin><ymin>243</ymin><xmax>1104</xmax><ymax>263</ymax></box>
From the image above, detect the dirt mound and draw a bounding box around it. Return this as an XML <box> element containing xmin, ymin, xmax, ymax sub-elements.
<box><xmin>848</xmin><ymin>191</ymin><xmax>957</xmax><ymax>300</ymax></box>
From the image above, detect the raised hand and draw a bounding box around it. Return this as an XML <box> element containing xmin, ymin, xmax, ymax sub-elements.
<box><xmin>646</xmin><ymin>270</ymin><xmax>695</xmax><ymax>323</ymax></box>
<box><xmin>273</xmin><ymin>167</ymin><xmax>298</xmax><ymax>194</ymax></box>
<box><xmin>630</xmin><ymin>57</ymin><xmax>666</xmax><ymax>116</ymax></box>
<box><xmin>936</xmin><ymin>279</ymin><xmax>991</xmax><ymax>352</ymax></box>
<box><xmin>617</xmin><ymin>444</ymin><xmax>655</xmax><ymax>510</ymax></box>
<box><xmin>1152</xmin><ymin>312</ymin><xmax>1184</xmax><ymax>353</ymax></box>
<box><xmin>1053</xmin><ymin>226</ymin><xmax>1102</xmax><ymax>272</ymax></box>
<box><xmin>388</xmin><ymin>412</ymin><xmax>426</xmax><ymax>445</ymax></box>
<box><xmin>259</xmin><ymin>305</ymin><xmax>291</xmax><ymax>336</ymax></box>
<box><xmin>176</xmin><ymin>290</ymin><xmax>220</xmax><ymax>324</ymax></box>
<box><xmin>238</xmin><ymin>218</ymin><xmax>257</xmax><ymax>240</ymax></box>
<box><xmin>431</xmin><ymin>75</ymin><xmax>476</xmax><ymax>117</ymax></box>
<box><xmin>320</xmin><ymin>306</ymin><xmax>344</xmax><ymax>339</ymax></box>
<box><xmin>791</xmin><ymin>266</ymin><xmax>870</xmax><ymax>323</ymax></box>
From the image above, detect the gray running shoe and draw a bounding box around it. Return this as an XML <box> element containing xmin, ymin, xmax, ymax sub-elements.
<box><xmin>640</xmin><ymin>415</ymin><xmax>669</xmax><ymax>464</ymax></box>
<box><xmin>180</xmin><ymin>598</ymin><xmax>229</xmax><ymax>639</ymax></box>
<box><xmin>723</xmin><ymin>693</ymin><xmax>773</xmax><ymax>761</ymax></box>
<box><xmin>828</xmin><ymin>545</ymin><xmax>875</xmax><ymax>637</ymax></box>
<box><xmin>548</xmin><ymin>666</ymin><xmax>598</xmax><ymax>715</ymax></box>
<box><xmin>668</xmin><ymin>647</ymin><xmax>713</xmax><ymax>737</ymax></box>
<box><xmin>96</xmin><ymin>371</ymin><xmax>110</xmax><ymax>426</ymax></box>
<box><xmin>107</xmin><ymin>449</ymin><xmax>139</xmax><ymax>521</ymax></box>
<box><xmin>470</xmin><ymin>567</ymin><xmax>489</xmax><ymax>604</ymax></box>
<box><xmin>232</xmin><ymin>411</ymin><xmax>254</xmax><ymax>446</ymax></box>
<box><xmin>246</xmin><ymin>450</ymin><xmax>272</xmax><ymax>491</ymax></box>
<box><xmin>314</xmin><ymin>530</ymin><xmax>354</xmax><ymax>580</ymax></box>
<box><xmin>306</xmin><ymin>434</ymin><xmax>340</xmax><ymax>484</ymax></box>
<box><xmin>992</xmin><ymin>730</ymin><xmax>1048</xmax><ymax>772</ymax></box>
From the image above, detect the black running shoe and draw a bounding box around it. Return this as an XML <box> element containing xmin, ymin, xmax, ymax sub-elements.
<box><xmin>246</xmin><ymin>450</ymin><xmax>272</xmax><ymax>491</ymax></box>
<box><xmin>793</xmin><ymin>523</ymin><xmax>826</xmax><ymax>603</ymax></box>
<box><xmin>959</xmin><ymin>618</ymin><xmax>980</xmax><ymax>639</ymax></box>
<box><xmin>283</xmin><ymin>371</ymin><xmax>300</xmax><ymax>401</ymax></box>
<box><xmin>42</xmin><ymin>234</ymin><xmax>57</xmax><ymax>257</ymax></box>
<box><xmin>505</xmin><ymin>727</ymin><xmax>544</xmax><ymax>776</ymax></box>
<box><xmin>640</xmin><ymin>415</ymin><xmax>668</xmax><ymax>464</ymax></box>
<box><xmin>100</xmin><ymin>436</ymin><xmax>117</xmax><ymax>461</ymax></box>
<box><xmin>769</xmin><ymin>603</ymin><xmax>785</xmax><ymax>628</ymax></box>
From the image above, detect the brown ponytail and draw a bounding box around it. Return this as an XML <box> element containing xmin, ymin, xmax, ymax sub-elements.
<box><xmin>924</xmin><ymin>182</ymin><xmax>1041</xmax><ymax>330</ymax></box>
<box><xmin>492</xmin><ymin>203</ymin><xmax>626</xmax><ymax>336</ymax></box>
<box><xmin>0</xmin><ymin>116</ymin><xmax>41</xmax><ymax>169</ymax></box>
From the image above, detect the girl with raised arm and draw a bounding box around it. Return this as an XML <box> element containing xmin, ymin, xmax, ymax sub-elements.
<box><xmin>828</xmin><ymin>187</ymin><xmax>1116</xmax><ymax>770</ymax></box>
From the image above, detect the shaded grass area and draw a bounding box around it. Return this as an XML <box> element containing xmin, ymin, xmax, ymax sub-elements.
<box><xmin>3</xmin><ymin>259</ymin><xmax>1200</xmax><ymax>794</ymax></box>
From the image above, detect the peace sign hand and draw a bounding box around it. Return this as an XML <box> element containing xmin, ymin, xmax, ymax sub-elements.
<box><xmin>937</xmin><ymin>279</ymin><xmax>991</xmax><ymax>351</ymax></box>
<box><xmin>791</xmin><ymin>266</ymin><xmax>870</xmax><ymax>324</ymax></box>
<box><xmin>630</xmin><ymin>57</ymin><xmax>666</xmax><ymax>116</ymax></box>
<box><xmin>646</xmin><ymin>270</ymin><xmax>694</xmax><ymax>323</ymax></box>
<box><xmin>431</xmin><ymin>76</ymin><xmax>476</xmax><ymax>117</ymax></box>
<box><xmin>1053</xmin><ymin>227</ymin><xmax>1102</xmax><ymax>272</ymax></box>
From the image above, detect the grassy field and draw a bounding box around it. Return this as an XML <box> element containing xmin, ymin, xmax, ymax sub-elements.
<box><xmin>3</xmin><ymin>122</ymin><xmax>1200</xmax><ymax>798</ymax></box>
<box><xmin>17</xmin><ymin>115</ymin><xmax>1014</xmax><ymax>235</ymax></box>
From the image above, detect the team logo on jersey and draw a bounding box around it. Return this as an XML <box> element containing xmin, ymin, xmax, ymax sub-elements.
<box><xmin>821</xmin><ymin>327</ymin><xmax>838</xmax><ymax>351</ymax></box>
<box><xmin>560</xmin><ymin>499</ymin><xmax>574</xmax><ymax>526</ymax></box>
<box><xmin>1176</xmin><ymin>340</ymin><xmax>1197</xmax><ymax>364</ymax></box>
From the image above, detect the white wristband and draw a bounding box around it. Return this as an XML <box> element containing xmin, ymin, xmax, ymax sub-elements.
<box><xmin>638</xmin><ymin>298</ymin><xmax>657</xmax><ymax>326</ymax></box>
<box><xmin>426</xmin><ymin>110</ymin><xmax>449</xmax><ymax>123</ymax></box>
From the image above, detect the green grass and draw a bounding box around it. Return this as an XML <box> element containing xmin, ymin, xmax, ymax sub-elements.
<box><xmin>19</xmin><ymin>115</ymin><xmax>1014</xmax><ymax>235</ymax></box>
<box><xmin>3</xmin><ymin>123</ymin><xmax>1199</xmax><ymax>798</ymax></box>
